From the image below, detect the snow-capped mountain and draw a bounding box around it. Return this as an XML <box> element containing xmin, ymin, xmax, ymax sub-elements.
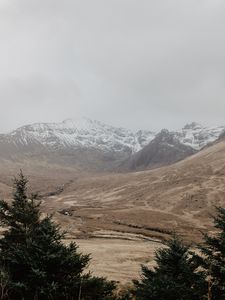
<box><xmin>174</xmin><ymin>122</ymin><xmax>225</xmax><ymax>150</ymax></box>
<box><xmin>4</xmin><ymin>119</ymin><xmax>225</xmax><ymax>153</ymax></box>
<box><xmin>122</xmin><ymin>129</ymin><xmax>197</xmax><ymax>171</ymax></box>
<box><xmin>5</xmin><ymin>117</ymin><xmax>155</xmax><ymax>154</ymax></box>
<box><xmin>122</xmin><ymin>123</ymin><xmax>225</xmax><ymax>171</ymax></box>
<box><xmin>0</xmin><ymin>118</ymin><xmax>224</xmax><ymax>172</ymax></box>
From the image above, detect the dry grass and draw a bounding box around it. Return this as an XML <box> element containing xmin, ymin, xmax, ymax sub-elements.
<box><xmin>1</xmin><ymin>140</ymin><xmax>225</xmax><ymax>282</ymax></box>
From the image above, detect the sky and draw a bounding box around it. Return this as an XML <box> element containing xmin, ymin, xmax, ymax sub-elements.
<box><xmin>0</xmin><ymin>0</ymin><xmax>225</xmax><ymax>133</ymax></box>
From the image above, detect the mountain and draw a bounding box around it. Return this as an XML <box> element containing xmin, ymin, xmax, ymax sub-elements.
<box><xmin>0</xmin><ymin>118</ymin><xmax>155</xmax><ymax>153</ymax></box>
<box><xmin>0</xmin><ymin>118</ymin><xmax>155</xmax><ymax>171</ymax></box>
<box><xmin>0</xmin><ymin>118</ymin><xmax>224</xmax><ymax>172</ymax></box>
<box><xmin>173</xmin><ymin>122</ymin><xmax>225</xmax><ymax>150</ymax></box>
<box><xmin>122</xmin><ymin>122</ymin><xmax>225</xmax><ymax>171</ymax></box>
<box><xmin>122</xmin><ymin>129</ymin><xmax>197</xmax><ymax>170</ymax></box>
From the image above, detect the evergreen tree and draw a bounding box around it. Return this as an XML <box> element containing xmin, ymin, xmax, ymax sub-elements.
<box><xmin>194</xmin><ymin>206</ymin><xmax>225</xmax><ymax>299</ymax></box>
<box><xmin>133</xmin><ymin>235</ymin><xmax>206</xmax><ymax>300</ymax></box>
<box><xmin>0</xmin><ymin>172</ymin><xmax>116</xmax><ymax>299</ymax></box>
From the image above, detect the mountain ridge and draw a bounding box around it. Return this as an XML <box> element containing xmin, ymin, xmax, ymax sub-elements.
<box><xmin>4</xmin><ymin>117</ymin><xmax>155</xmax><ymax>154</ymax></box>
<box><xmin>122</xmin><ymin>129</ymin><xmax>197</xmax><ymax>171</ymax></box>
<box><xmin>0</xmin><ymin>117</ymin><xmax>225</xmax><ymax>172</ymax></box>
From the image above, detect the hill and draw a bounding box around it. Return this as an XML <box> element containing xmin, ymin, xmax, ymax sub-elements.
<box><xmin>34</xmin><ymin>138</ymin><xmax>225</xmax><ymax>245</ymax></box>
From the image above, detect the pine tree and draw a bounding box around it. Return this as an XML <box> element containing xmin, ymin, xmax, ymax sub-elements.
<box><xmin>194</xmin><ymin>207</ymin><xmax>225</xmax><ymax>300</ymax></box>
<box><xmin>0</xmin><ymin>172</ymin><xmax>116</xmax><ymax>299</ymax></box>
<box><xmin>133</xmin><ymin>235</ymin><xmax>206</xmax><ymax>300</ymax></box>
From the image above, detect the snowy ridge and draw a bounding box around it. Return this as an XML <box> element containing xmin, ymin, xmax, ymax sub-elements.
<box><xmin>4</xmin><ymin>119</ymin><xmax>225</xmax><ymax>155</ymax></box>
<box><xmin>9</xmin><ymin>117</ymin><xmax>155</xmax><ymax>154</ymax></box>
<box><xmin>175</xmin><ymin>122</ymin><xmax>225</xmax><ymax>150</ymax></box>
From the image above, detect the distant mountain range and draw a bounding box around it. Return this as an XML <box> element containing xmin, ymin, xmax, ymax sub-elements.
<box><xmin>0</xmin><ymin>118</ymin><xmax>224</xmax><ymax>171</ymax></box>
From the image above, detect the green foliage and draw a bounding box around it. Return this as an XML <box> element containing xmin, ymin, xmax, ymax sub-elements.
<box><xmin>194</xmin><ymin>207</ymin><xmax>225</xmax><ymax>299</ymax></box>
<box><xmin>0</xmin><ymin>172</ymin><xmax>116</xmax><ymax>299</ymax></box>
<box><xmin>0</xmin><ymin>268</ymin><xmax>9</xmax><ymax>299</ymax></box>
<box><xmin>133</xmin><ymin>235</ymin><xmax>206</xmax><ymax>300</ymax></box>
<box><xmin>80</xmin><ymin>276</ymin><xmax>117</xmax><ymax>300</ymax></box>
<box><xmin>116</xmin><ymin>288</ymin><xmax>134</xmax><ymax>300</ymax></box>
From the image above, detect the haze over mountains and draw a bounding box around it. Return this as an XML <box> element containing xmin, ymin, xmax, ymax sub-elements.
<box><xmin>0</xmin><ymin>117</ymin><xmax>225</xmax><ymax>172</ymax></box>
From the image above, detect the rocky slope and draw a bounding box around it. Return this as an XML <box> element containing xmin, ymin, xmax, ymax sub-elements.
<box><xmin>122</xmin><ymin>122</ymin><xmax>225</xmax><ymax>171</ymax></box>
<box><xmin>122</xmin><ymin>129</ymin><xmax>197</xmax><ymax>170</ymax></box>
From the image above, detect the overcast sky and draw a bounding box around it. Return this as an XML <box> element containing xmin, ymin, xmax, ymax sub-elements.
<box><xmin>0</xmin><ymin>0</ymin><xmax>225</xmax><ymax>133</ymax></box>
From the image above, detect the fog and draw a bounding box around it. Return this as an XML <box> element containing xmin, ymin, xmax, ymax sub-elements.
<box><xmin>0</xmin><ymin>0</ymin><xmax>225</xmax><ymax>132</ymax></box>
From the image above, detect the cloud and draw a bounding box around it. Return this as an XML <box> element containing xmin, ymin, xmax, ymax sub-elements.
<box><xmin>0</xmin><ymin>0</ymin><xmax>225</xmax><ymax>132</ymax></box>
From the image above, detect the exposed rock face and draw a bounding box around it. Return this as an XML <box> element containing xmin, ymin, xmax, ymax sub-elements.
<box><xmin>121</xmin><ymin>129</ymin><xmax>197</xmax><ymax>171</ymax></box>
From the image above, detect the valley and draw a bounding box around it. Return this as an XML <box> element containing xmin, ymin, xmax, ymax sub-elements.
<box><xmin>1</xmin><ymin>119</ymin><xmax>225</xmax><ymax>282</ymax></box>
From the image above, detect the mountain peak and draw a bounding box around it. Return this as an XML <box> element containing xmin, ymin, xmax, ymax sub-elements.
<box><xmin>154</xmin><ymin>129</ymin><xmax>175</xmax><ymax>143</ymax></box>
<box><xmin>183</xmin><ymin>122</ymin><xmax>202</xmax><ymax>130</ymax></box>
<box><xmin>6</xmin><ymin>118</ymin><xmax>156</xmax><ymax>155</ymax></box>
<box><xmin>61</xmin><ymin>117</ymin><xmax>99</xmax><ymax>130</ymax></box>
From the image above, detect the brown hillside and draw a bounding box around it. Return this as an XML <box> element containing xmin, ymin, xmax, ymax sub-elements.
<box><xmin>1</xmin><ymin>140</ymin><xmax>225</xmax><ymax>282</ymax></box>
<box><xmin>28</xmin><ymin>139</ymin><xmax>225</xmax><ymax>246</ymax></box>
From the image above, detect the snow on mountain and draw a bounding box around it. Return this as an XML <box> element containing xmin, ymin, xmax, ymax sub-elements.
<box><xmin>1</xmin><ymin>119</ymin><xmax>225</xmax><ymax>159</ymax></box>
<box><xmin>122</xmin><ymin>129</ymin><xmax>197</xmax><ymax>171</ymax></box>
<box><xmin>175</xmin><ymin>122</ymin><xmax>225</xmax><ymax>150</ymax></box>
<box><xmin>8</xmin><ymin>117</ymin><xmax>156</xmax><ymax>154</ymax></box>
<box><xmin>122</xmin><ymin>123</ymin><xmax>225</xmax><ymax>171</ymax></box>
